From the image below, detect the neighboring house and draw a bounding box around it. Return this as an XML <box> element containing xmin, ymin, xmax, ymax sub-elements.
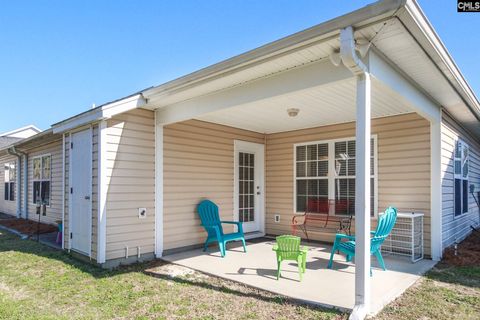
<box><xmin>0</xmin><ymin>2</ymin><xmax>479</xmax><ymax>314</ymax></box>
<box><xmin>0</xmin><ymin>125</ymin><xmax>41</xmax><ymax>139</ymax></box>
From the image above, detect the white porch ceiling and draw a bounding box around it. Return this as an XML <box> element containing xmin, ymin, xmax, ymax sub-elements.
<box><xmin>195</xmin><ymin>77</ymin><xmax>415</xmax><ymax>134</ymax></box>
<box><xmin>145</xmin><ymin>3</ymin><xmax>479</xmax><ymax>137</ymax></box>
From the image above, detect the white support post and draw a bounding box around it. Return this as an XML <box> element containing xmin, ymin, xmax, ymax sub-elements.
<box><xmin>430</xmin><ymin>119</ymin><xmax>442</xmax><ymax>260</ymax></box>
<box><xmin>15</xmin><ymin>156</ymin><xmax>21</xmax><ymax>218</ymax></box>
<box><xmin>97</xmin><ymin>120</ymin><xmax>108</xmax><ymax>263</ymax></box>
<box><xmin>352</xmin><ymin>72</ymin><xmax>372</xmax><ymax>319</ymax></box>
<box><xmin>23</xmin><ymin>154</ymin><xmax>28</xmax><ymax>219</ymax></box>
<box><xmin>155</xmin><ymin>112</ymin><xmax>164</xmax><ymax>257</ymax></box>
<box><xmin>338</xmin><ymin>26</ymin><xmax>372</xmax><ymax>320</ymax></box>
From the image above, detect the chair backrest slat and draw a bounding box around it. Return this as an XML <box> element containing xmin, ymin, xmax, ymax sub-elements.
<box><xmin>276</xmin><ymin>235</ymin><xmax>301</xmax><ymax>252</ymax></box>
<box><xmin>371</xmin><ymin>206</ymin><xmax>397</xmax><ymax>252</ymax></box>
<box><xmin>197</xmin><ymin>200</ymin><xmax>223</xmax><ymax>236</ymax></box>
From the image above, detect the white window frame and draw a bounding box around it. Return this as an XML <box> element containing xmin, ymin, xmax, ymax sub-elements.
<box><xmin>453</xmin><ymin>139</ymin><xmax>469</xmax><ymax>217</ymax></box>
<box><xmin>32</xmin><ymin>154</ymin><xmax>52</xmax><ymax>206</ymax></box>
<box><xmin>4</xmin><ymin>162</ymin><xmax>16</xmax><ymax>201</ymax></box>
<box><xmin>293</xmin><ymin>135</ymin><xmax>378</xmax><ymax>218</ymax></box>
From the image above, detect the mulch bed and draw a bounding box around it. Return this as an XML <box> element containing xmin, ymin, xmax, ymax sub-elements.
<box><xmin>0</xmin><ymin>216</ymin><xmax>57</xmax><ymax>236</ymax></box>
<box><xmin>443</xmin><ymin>230</ymin><xmax>480</xmax><ymax>266</ymax></box>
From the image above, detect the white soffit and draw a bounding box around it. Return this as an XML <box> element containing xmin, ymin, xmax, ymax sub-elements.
<box><xmin>195</xmin><ymin>77</ymin><xmax>415</xmax><ymax>134</ymax></box>
<box><xmin>367</xmin><ymin>18</ymin><xmax>461</xmax><ymax>108</ymax></box>
<box><xmin>147</xmin><ymin>22</ymin><xmax>387</xmax><ymax>108</ymax></box>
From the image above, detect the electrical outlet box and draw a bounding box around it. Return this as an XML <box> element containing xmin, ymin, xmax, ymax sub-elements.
<box><xmin>138</xmin><ymin>208</ymin><xmax>147</xmax><ymax>219</ymax></box>
<box><xmin>274</xmin><ymin>214</ymin><xmax>280</xmax><ymax>223</ymax></box>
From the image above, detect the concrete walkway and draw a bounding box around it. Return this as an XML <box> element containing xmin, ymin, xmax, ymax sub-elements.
<box><xmin>163</xmin><ymin>239</ymin><xmax>436</xmax><ymax>315</ymax></box>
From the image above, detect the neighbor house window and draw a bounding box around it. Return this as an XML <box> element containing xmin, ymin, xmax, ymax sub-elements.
<box><xmin>295</xmin><ymin>137</ymin><xmax>376</xmax><ymax>216</ymax></box>
<box><xmin>33</xmin><ymin>155</ymin><xmax>51</xmax><ymax>205</ymax></box>
<box><xmin>454</xmin><ymin>139</ymin><xmax>469</xmax><ymax>216</ymax></box>
<box><xmin>4</xmin><ymin>162</ymin><xmax>15</xmax><ymax>201</ymax></box>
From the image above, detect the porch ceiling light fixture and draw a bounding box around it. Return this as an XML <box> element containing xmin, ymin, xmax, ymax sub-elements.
<box><xmin>287</xmin><ymin>108</ymin><xmax>300</xmax><ymax>117</ymax></box>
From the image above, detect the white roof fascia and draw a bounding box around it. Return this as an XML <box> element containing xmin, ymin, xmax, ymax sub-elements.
<box><xmin>142</xmin><ymin>0</ymin><xmax>406</xmax><ymax>102</ymax></box>
<box><xmin>0</xmin><ymin>125</ymin><xmax>42</xmax><ymax>137</ymax></box>
<box><xmin>52</xmin><ymin>94</ymin><xmax>146</xmax><ymax>134</ymax></box>
<box><xmin>398</xmin><ymin>0</ymin><xmax>480</xmax><ymax>120</ymax></box>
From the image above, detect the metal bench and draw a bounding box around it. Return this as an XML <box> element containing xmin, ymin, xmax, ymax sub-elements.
<box><xmin>291</xmin><ymin>199</ymin><xmax>353</xmax><ymax>241</ymax></box>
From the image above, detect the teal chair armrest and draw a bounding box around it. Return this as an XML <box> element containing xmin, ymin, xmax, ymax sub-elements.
<box><xmin>272</xmin><ymin>244</ymin><xmax>278</xmax><ymax>252</ymax></box>
<box><xmin>335</xmin><ymin>233</ymin><xmax>355</xmax><ymax>241</ymax></box>
<box><xmin>220</xmin><ymin>220</ymin><xmax>244</xmax><ymax>234</ymax></box>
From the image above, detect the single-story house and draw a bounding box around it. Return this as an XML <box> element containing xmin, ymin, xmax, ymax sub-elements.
<box><xmin>1</xmin><ymin>0</ymin><xmax>479</xmax><ymax>317</ymax></box>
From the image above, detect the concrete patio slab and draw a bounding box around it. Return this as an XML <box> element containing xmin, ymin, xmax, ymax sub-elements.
<box><xmin>163</xmin><ymin>239</ymin><xmax>436</xmax><ymax>315</ymax></box>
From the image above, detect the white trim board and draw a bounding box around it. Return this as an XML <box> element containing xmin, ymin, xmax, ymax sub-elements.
<box><xmin>154</xmin><ymin>116</ymin><xmax>164</xmax><ymax>258</ymax></box>
<box><xmin>97</xmin><ymin>121</ymin><xmax>107</xmax><ymax>263</ymax></box>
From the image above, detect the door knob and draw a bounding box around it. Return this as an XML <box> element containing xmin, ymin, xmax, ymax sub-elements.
<box><xmin>84</xmin><ymin>196</ymin><xmax>90</xmax><ymax>200</ymax></box>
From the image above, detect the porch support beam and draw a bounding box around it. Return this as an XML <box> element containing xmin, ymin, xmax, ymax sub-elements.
<box><xmin>154</xmin><ymin>117</ymin><xmax>164</xmax><ymax>257</ymax></box>
<box><xmin>340</xmin><ymin>26</ymin><xmax>371</xmax><ymax>320</ymax></box>
<box><xmin>368</xmin><ymin>49</ymin><xmax>441</xmax><ymax>123</ymax></box>
<box><xmin>369</xmin><ymin>48</ymin><xmax>443</xmax><ymax>260</ymax></box>
<box><xmin>155</xmin><ymin>59</ymin><xmax>353</xmax><ymax>125</ymax></box>
<box><xmin>430</xmin><ymin>118</ymin><xmax>443</xmax><ymax>260</ymax></box>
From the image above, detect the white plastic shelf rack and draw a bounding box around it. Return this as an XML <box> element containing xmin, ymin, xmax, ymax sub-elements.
<box><xmin>381</xmin><ymin>212</ymin><xmax>424</xmax><ymax>263</ymax></box>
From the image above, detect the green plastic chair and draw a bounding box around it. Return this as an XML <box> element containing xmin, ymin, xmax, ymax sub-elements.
<box><xmin>327</xmin><ymin>206</ymin><xmax>397</xmax><ymax>274</ymax></box>
<box><xmin>272</xmin><ymin>235</ymin><xmax>307</xmax><ymax>281</ymax></box>
<box><xmin>197</xmin><ymin>200</ymin><xmax>246</xmax><ymax>257</ymax></box>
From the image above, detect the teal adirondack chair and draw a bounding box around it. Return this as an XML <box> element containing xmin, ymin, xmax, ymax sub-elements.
<box><xmin>197</xmin><ymin>200</ymin><xmax>246</xmax><ymax>257</ymax></box>
<box><xmin>327</xmin><ymin>206</ymin><xmax>397</xmax><ymax>274</ymax></box>
<box><xmin>272</xmin><ymin>235</ymin><xmax>307</xmax><ymax>281</ymax></box>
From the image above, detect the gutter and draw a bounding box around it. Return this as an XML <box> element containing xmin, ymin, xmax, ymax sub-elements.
<box><xmin>7</xmin><ymin>146</ymin><xmax>27</xmax><ymax>219</ymax></box>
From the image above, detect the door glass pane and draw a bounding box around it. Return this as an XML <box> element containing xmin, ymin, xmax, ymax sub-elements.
<box><xmin>238</xmin><ymin>152</ymin><xmax>255</xmax><ymax>223</ymax></box>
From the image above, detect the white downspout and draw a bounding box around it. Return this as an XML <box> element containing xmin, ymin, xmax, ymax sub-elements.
<box><xmin>338</xmin><ymin>26</ymin><xmax>372</xmax><ymax>320</ymax></box>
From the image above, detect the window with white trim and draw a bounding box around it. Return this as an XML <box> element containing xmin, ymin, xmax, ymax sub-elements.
<box><xmin>32</xmin><ymin>155</ymin><xmax>51</xmax><ymax>205</ymax></box>
<box><xmin>454</xmin><ymin>139</ymin><xmax>469</xmax><ymax>216</ymax></box>
<box><xmin>4</xmin><ymin>162</ymin><xmax>15</xmax><ymax>201</ymax></box>
<box><xmin>295</xmin><ymin>137</ymin><xmax>376</xmax><ymax>216</ymax></box>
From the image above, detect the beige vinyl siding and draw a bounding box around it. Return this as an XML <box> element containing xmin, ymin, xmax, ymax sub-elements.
<box><xmin>0</xmin><ymin>154</ymin><xmax>18</xmax><ymax>216</ymax></box>
<box><xmin>163</xmin><ymin>119</ymin><xmax>264</xmax><ymax>250</ymax></box>
<box><xmin>105</xmin><ymin>109</ymin><xmax>156</xmax><ymax>260</ymax></box>
<box><xmin>441</xmin><ymin>111</ymin><xmax>480</xmax><ymax>249</ymax></box>
<box><xmin>265</xmin><ymin>113</ymin><xmax>432</xmax><ymax>254</ymax></box>
<box><xmin>26</xmin><ymin>139</ymin><xmax>63</xmax><ymax>225</ymax></box>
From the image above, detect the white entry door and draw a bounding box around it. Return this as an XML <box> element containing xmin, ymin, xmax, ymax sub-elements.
<box><xmin>70</xmin><ymin>129</ymin><xmax>92</xmax><ymax>255</ymax></box>
<box><xmin>234</xmin><ymin>140</ymin><xmax>265</xmax><ymax>234</ymax></box>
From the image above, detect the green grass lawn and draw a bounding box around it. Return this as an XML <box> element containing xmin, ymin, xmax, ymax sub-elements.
<box><xmin>0</xmin><ymin>230</ymin><xmax>478</xmax><ymax>320</ymax></box>
<box><xmin>0</xmin><ymin>230</ymin><xmax>342</xmax><ymax>320</ymax></box>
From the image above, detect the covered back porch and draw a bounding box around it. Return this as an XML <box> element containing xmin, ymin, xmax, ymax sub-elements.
<box><xmin>145</xmin><ymin>10</ymin><xmax>444</xmax><ymax>318</ymax></box>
